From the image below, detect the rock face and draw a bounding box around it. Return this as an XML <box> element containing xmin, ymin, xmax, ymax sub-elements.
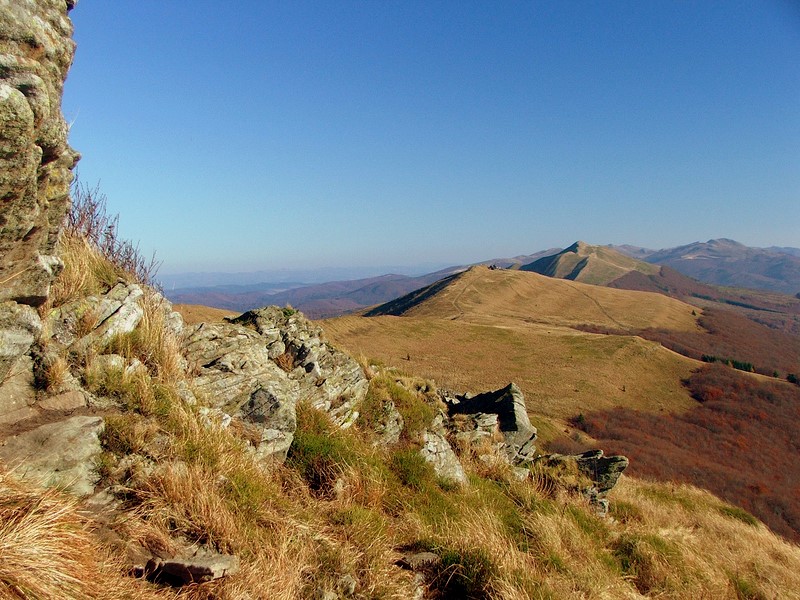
<box><xmin>447</xmin><ymin>383</ymin><xmax>537</xmax><ymax>464</ymax></box>
<box><xmin>0</xmin><ymin>0</ymin><xmax>78</xmax><ymax>419</ymax></box>
<box><xmin>420</xmin><ymin>414</ymin><xmax>468</xmax><ymax>486</ymax></box>
<box><xmin>0</xmin><ymin>0</ymin><xmax>79</xmax><ymax>306</ymax></box>
<box><xmin>183</xmin><ymin>307</ymin><xmax>368</xmax><ymax>462</ymax></box>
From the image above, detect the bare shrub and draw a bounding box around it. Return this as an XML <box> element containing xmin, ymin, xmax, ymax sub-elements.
<box><xmin>68</xmin><ymin>179</ymin><xmax>161</xmax><ymax>288</ymax></box>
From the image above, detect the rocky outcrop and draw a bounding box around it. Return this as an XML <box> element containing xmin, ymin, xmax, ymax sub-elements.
<box><xmin>0</xmin><ymin>0</ymin><xmax>78</xmax><ymax>428</ymax></box>
<box><xmin>0</xmin><ymin>0</ymin><xmax>79</xmax><ymax>305</ymax></box>
<box><xmin>536</xmin><ymin>450</ymin><xmax>629</xmax><ymax>516</ymax></box>
<box><xmin>183</xmin><ymin>307</ymin><xmax>368</xmax><ymax>463</ymax></box>
<box><xmin>446</xmin><ymin>383</ymin><xmax>537</xmax><ymax>464</ymax></box>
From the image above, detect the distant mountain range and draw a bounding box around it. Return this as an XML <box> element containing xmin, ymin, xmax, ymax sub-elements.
<box><xmin>167</xmin><ymin>250</ymin><xmax>557</xmax><ymax>318</ymax></box>
<box><xmin>167</xmin><ymin>239</ymin><xmax>800</xmax><ymax>317</ymax></box>
<box><xmin>612</xmin><ymin>238</ymin><xmax>800</xmax><ymax>295</ymax></box>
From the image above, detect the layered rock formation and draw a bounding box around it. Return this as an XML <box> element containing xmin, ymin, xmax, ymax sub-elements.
<box><xmin>1</xmin><ymin>0</ymin><xmax>78</xmax><ymax>391</ymax></box>
<box><xmin>183</xmin><ymin>306</ymin><xmax>369</xmax><ymax>462</ymax></box>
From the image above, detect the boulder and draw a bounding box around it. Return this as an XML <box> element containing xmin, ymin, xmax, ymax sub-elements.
<box><xmin>183</xmin><ymin>307</ymin><xmax>368</xmax><ymax>463</ymax></box>
<box><xmin>47</xmin><ymin>283</ymin><xmax>144</xmax><ymax>349</ymax></box>
<box><xmin>537</xmin><ymin>450</ymin><xmax>629</xmax><ymax>517</ymax></box>
<box><xmin>0</xmin><ymin>415</ymin><xmax>104</xmax><ymax>496</ymax></box>
<box><xmin>447</xmin><ymin>383</ymin><xmax>537</xmax><ymax>464</ymax></box>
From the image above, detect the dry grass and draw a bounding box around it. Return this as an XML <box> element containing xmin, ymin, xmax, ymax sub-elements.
<box><xmin>47</xmin><ymin>229</ymin><xmax>123</xmax><ymax>310</ymax></box>
<box><xmin>0</xmin><ymin>467</ymin><xmax>161</xmax><ymax>600</ymax></box>
<box><xmin>104</xmin><ymin>290</ymin><xmax>184</xmax><ymax>384</ymax></box>
<box><xmin>324</xmin><ymin>314</ymin><xmax>699</xmax><ymax>422</ymax></box>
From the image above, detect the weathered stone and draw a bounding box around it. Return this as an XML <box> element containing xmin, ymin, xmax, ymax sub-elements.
<box><xmin>337</xmin><ymin>574</ymin><xmax>357</xmax><ymax>597</ymax></box>
<box><xmin>145</xmin><ymin>553</ymin><xmax>239</xmax><ymax>585</ymax></box>
<box><xmin>372</xmin><ymin>399</ymin><xmax>403</xmax><ymax>446</ymax></box>
<box><xmin>47</xmin><ymin>284</ymin><xmax>145</xmax><ymax>350</ymax></box>
<box><xmin>0</xmin><ymin>302</ymin><xmax>41</xmax><ymax>381</ymax></box>
<box><xmin>397</xmin><ymin>551</ymin><xmax>441</xmax><ymax>571</ymax></box>
<box><xmin>537</xmin><ymin>449</ymin><xmax>629</xmax><ymax>516</ymax></box>
<box><xmin>0</xmin><ymin>0</ymin><xmax>79</xmax><ymax>308</ymax></box>
<box><xmin>37</xmin><ymin>389</ymin><xmax>85</xmax><ymax>411</ymax></box>
<box><xmin>183</xmin><ymin>307</ymin><xmax>368</xmax><ymax>463</ymax></box>
<box><xmin>447</xmin><ymin>383</ymin><xmax>537</xmax><ymax>464</ymax></box>
<box><xmin>0</xmin><ymin>415</ymin><xmax>104</xmax><ymax>496</ymax></box>
<box><xmin>572</xmin><ymin>449</ymin><xmax>629</xmax><ymax>494</ymax></box>
<box><xmin>230</xmin><ymin>307</ymin><xmax>368</xmax><ymax>427</ymax></box>
<box><xmin>420</xmin><ymin>414</ymin><xmax>467</xmax><ymax>486</ymax></box>
<box><xmin>0</xmin><ymin>353</ymin><xmax>36</xmax><ymax>423</ymax></box>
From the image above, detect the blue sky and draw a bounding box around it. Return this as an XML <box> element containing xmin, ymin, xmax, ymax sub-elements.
<box><xmin>63</xmin><ymin>1</ymin><xmax>800</xmax><ymax>275</ymax></box>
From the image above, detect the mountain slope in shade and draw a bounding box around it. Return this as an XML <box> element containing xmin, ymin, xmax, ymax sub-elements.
<box><xmin>637</xmin><ymin>239</ymin><xmax>800</xmax><ymax>295</ymax></box>
<box><xmin>520</xmin><ymin>241</ymin><xmax>659</xmax><ymax>285</ymax></box>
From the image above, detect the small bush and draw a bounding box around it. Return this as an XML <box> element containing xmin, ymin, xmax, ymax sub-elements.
<box><xmin>429</xmin><ymin>546</ymin><xmax>498</xmax><ymax>599</ymax></box>
<box><xmin>287</xmin><ymin>404</ymin><xmax>357</xmax><ymax>495</ymax></box>
<box><xmin>390</xmin><ymin>448</ymin><xmax>435</xmax><ymax>490</ymax></box>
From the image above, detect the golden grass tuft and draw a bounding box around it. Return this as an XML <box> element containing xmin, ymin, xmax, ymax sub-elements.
<box><xmin>47</xmin><ymin>229</ymin><xmax>123</xmax><ymax>310</ymax></box>
<box><xmin>0</xmin><ymin>468</ymin><xmax>160</xmax><ymax>600</ymax></box>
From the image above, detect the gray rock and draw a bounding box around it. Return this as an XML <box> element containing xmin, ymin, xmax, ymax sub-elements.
<box><xmin>447</xmin><ymin>383</ymin><xmax>537</xmax><ymax>464</ymax></box>
<box><xmin>537</xmin><ymin>450</ymin><xmax>629</xmax><ymax>516</ymax></box>
<box><xmin>420</xmin><ymin>414</ymin><xmax>467</xmax><ymax>486</ymax></box>
<box><xmin>47</xmin><ymin>283</ymin><xmax>145</xmax><ymax>350</ymax></box>
<box><xmin>572</xmin><ymin>449</ymin><xmax>629</xmax><ymax>494</ymax></box>
<box><xmin>0</xmin><ymin>0</ymin><xmax>79</xmax><ymax>308</ymax></box>
<box><xmin>0</xmin><ymin>416</ymin><xmax>104</xmax><ymax>496</ymax></box>
<box><xmin>0</xmin><ymin>354</ymin><xmax>37</xmax><ymax>424</ymax></box>
<box><xmin>397</xmin><ymin>551</ymin><xmax>441</xmax><ymax>571</ymax></box>
<box><xmin>145</xmin><ymin>553</ymin><xmax>239</xmax><ymax>585</ymax></box>
<box><xmin>0</xmin><ymin>302</ymin><xmax>41</xmax><ymax>381</ymax></box>
<box><xmin>373</xmin><ymin>399</ymin><xmax>404</xmax><ymax>446</ymax></box>
<box><xmin>183</xmin><ymin>307</ymin><xmax>368</xmax><ymax>463</ymax></box>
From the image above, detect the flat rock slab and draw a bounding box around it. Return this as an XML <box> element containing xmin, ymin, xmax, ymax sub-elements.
<box><xmin>38</xmin><ymin>390</ymin><xmax>86</xmax><ymax>411</ymax></box>
<box><xmin>0</xmin><ymin>415</ymin><xmax>104</xmax><ymax>496</ymax></box>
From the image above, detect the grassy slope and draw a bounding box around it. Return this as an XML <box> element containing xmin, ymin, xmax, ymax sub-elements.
<box><xmin>173</xmin><ymin>303</ymin><xmax>239</xmax><ymax>325</ymax></box>
<box><xmin>325</xmin><ymin>267</ymin><xmax>702</xmax><ymax>428</ymax></box>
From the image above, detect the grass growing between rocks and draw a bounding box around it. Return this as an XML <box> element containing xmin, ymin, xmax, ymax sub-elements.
<box><xmin>17</xmin><ymin>210</ymin><xmax>800</xmax><ymax>598</ymax></box>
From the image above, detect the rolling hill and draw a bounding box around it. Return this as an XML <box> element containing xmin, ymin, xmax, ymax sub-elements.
<box><xmin>327</xmin><ymin>266</ymin><xmax>703</xmax><ymax>423</ymax></box>
<box><xmin>520</xmin><ymin>241</ymin><xmax>659</xmax><ymax>285</ymax></box>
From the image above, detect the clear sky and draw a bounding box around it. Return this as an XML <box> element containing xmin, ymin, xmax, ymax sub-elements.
<box><xmin>63</xmin><ymin>1</ymin><xmax>800</xmax><ymax>275</ymax></box>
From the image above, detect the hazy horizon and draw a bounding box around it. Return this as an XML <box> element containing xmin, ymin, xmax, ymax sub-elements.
<box><xmin>64</xmin><ymin>1</ymin><xmax>800</xmax><ymax>274</ymax></box>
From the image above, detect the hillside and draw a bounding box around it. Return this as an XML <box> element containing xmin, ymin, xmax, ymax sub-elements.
<box><xmin>520</xmin><ymin>241</ymin><xmax>659</xmax><ymax>286</ymax></box>
<box><xmin>326</xmin><ymin>264</ymin><xmax>800</xmax><ymax>543</ymax></box>
<box><xmin>331</xmin><ymin>267</ymin><xmax>703</xmax><ymax>422</ymax></box>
